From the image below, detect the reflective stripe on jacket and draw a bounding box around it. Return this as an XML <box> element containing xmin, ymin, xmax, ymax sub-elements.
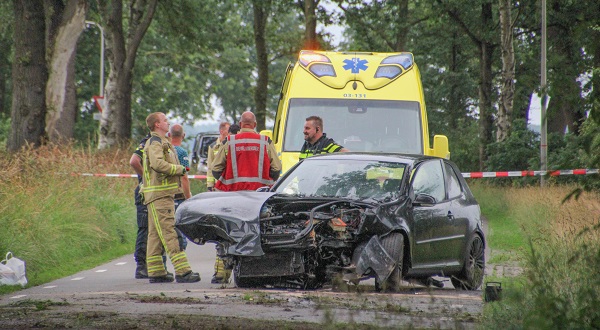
<box><xmin>299</xmin><ymin>134</ymin><xmax>343</xmax><ymax>160</ymax></box>
<box><xmin>141</xmin><ymin>133</ymin><xmax>185</xmax><ymax>204</ymax></box>
<box><xmin>215</xmin><ymin>132</ymin><xmax>274</xmax><ymax>191</ymax></box>
<box><xmin>206</xmin><ymin>139</ymin><xmax>223</xmax><ymax>187</ymax></box>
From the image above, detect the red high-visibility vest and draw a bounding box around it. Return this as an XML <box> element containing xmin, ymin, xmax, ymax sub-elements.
<box><xmin>215</xmin><ymin>132</ymin><xmax>274</xmax><ymax>191</ymax></box>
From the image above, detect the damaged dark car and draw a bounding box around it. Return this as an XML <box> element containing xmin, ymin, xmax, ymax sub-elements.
<box><xmin>176</xmin><ymin>153</ymin><xmax>485</xmax><ymax>291</ymax></box>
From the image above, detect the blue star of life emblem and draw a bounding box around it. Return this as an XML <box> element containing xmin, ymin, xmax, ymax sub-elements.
<box><xmin>343</xmin><ymin>58</ymin><xmax>368</xmax><ymax>73</ymax></box>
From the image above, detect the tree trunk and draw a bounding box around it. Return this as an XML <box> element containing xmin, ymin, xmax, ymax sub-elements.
<box><xmin>0</xmin><ymin>64</ymin><xmax>6</xmax><ymax>116</ymax></box>
<box><xmin>0</xmin><ymin>22</ymin><xmax>9</xmax><ymax>117</ymax></box>
<box><xmin>445</xmin><ymin>2</ymin><xmax>496</xmax><ymax>170</ymax></box>
<box><xmin>98</xmin><ymin>0</ymin><xmax>157</xmax><ymax>149</ymax></box>
<box><xmin>392</xmin><ymin>0</ymin><xmax>409</xmax><ymax>51</ymax></box>
<box><xmin>478</xmin><ymin>40</ymin><xmax>495</xmax><ymax>170</ymax></box>
<box><xmin>546</xmin><ymin>2</ymin><xmax>585</xmax><ymax>135</ymax></box>
<box><xmin>45</xmin><ymin>0</ymin><xmax>87</xmax><ymax>142</ymax></box>
<box><xmin>477</xmin><ymin>2</ymin><xmax>495</xmax><ymax>170</ymax></box>
<box><xmin>252</xmin><ymin>0</ymin><xmax>270</xmax><ymax>131</ymax></box>
<box><xmin>102</xmin><ymin>66</ymin><xmax>133</xmax><ymax>146</ymax></box>
<box><xmin>303</xmin><ymin>0</ymin><xmax>319</xmax><ymax>50</ymax></box>
<box><xmin>55</xmin><ymin>50</ymin><xmax>78</xmax><ymax>139</ymax></box>
<box><xmin>448</xmin><ymin>32</ymin><xmax>461</xmax><ymax>130</ymax></box>
<box><xmin>496</xmin><ymin>0</ymin><xmax>514</xmax><ymax>142</ymax></box>
<box><xmin>8</xmin><ymin>0</ymin><xmax>47</xmax><ymax>152</ymax></box>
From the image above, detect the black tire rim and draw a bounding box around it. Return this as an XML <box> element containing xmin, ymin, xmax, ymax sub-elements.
<box><xmin>468</xmin><ymin>236</ymin><xmax>485</xmax><ymax>286</ymax></box>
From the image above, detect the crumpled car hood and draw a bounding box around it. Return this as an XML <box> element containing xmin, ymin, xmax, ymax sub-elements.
<box><xmin>175</xmin><ymin>191</ymin><xmax>277</xmax><ymax>256</ymax></box>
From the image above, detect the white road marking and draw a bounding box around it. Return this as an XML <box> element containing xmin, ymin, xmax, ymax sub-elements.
<box><xmin>96</xmin><ymin>269</ymin><xmax>107</xmax><ymax>273</ymax></box>
<box><xmin>10</xmin><ymin>295</ymin><xmax>27</xmax><ymax>299</ymax></box>
<box><xmin>44</xmin><ymin>285</ymin><xmax>57</xmax><ymax>288</ymax></box>
<box><xmin>115</xmin><ymin>262</ymin><xmax>127</xmax><ymax>266</ymax></box>
<box><xmin>71</xmin><ymin>277</ymin><xmax>85</xmax><ymax>281</ymax></box>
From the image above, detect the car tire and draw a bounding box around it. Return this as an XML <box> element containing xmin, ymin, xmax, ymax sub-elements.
<box><xmin>451</xmin><ymin>234</ymin><xmax>485</xmax><ymax>290</ymax></box>
<box><xmin>376</xmin><ymin>232</ymin><xmax>404</xmax><ymax>292</ymax></box>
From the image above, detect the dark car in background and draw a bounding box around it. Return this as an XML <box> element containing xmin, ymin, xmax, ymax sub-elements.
<box><xmin>176</xmin><ymin>153</ymin><xmax>485</xmax><ymax>291</ymax></box>
<box><xmin>190</xmin><ymin>132</ymin><xmax>219</xmax><ymax>174</ymax></box>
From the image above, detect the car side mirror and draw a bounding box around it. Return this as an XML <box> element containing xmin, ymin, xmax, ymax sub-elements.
<box><xmin>414</xmin><ymin>193</ymin><xmax>436</xmax><ymax>206</ymax></box>
<box><xmin>256</xmin><ymin>186</ymin><xmax>271</xmax><ymax>192</ymax></box>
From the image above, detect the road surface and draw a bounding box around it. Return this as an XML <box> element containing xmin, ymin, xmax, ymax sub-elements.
<box><xmin>0</xmin><ymin>241</ymin><xmax>488</xmax><ymax>329</ymax></box>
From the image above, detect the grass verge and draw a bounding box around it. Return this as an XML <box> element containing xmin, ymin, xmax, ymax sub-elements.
<box><xmin>471</xmin><ymin>182</ymin><xmax>600</xmax><ymax>329</ymax></box>
<box><xmin>0</xmin><ymin>144</ymin><xmax>208</xmax><ymax>295</ymax></box>
<box><xmin>0</xmin><ymin>144</ymin><xmax>138</xmax><ymax>294</ymax></box>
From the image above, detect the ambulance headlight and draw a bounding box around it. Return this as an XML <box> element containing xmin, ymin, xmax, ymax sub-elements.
<box><xmin>381</xmin><ymin>54</ymin><xmax>413</xmax><ymax>70</ymax></box>
<box><xmin>309</xmin><ymin>64</ymin><xmax>336</xmax><ymax>77</ymax></box>
<box><xmin>374</xmin><ymin>66</ymin><xmax>402</xmax><ymax>79</ymax></box>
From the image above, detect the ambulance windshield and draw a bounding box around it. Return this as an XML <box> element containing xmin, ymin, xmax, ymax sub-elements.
<box><xmin>283</xmin><ymin>98</ymin><xmax>423</xmax><ymax>154</ymax></box>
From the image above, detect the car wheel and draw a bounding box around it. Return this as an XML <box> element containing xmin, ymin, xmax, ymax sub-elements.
<box><xmin>451</xmin><ymin>234</ymin><xmax>485</xmax><ymax>290</ymax></box>
<box><xmin>376</xmin><ymin>232</ymin><xmax>404</xmax><ymax>292</ymax></box>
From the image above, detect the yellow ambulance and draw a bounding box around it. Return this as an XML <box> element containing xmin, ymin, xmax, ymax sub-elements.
<box><xmin>261</xmin><ymin>50</ymin><xmax>449</xmax><ymax>173</ymax></box>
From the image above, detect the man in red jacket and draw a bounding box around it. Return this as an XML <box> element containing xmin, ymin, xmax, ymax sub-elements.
<box><xmin>212</xmin><ymin>111</ymin><xmax>281</xmax><ymax>191</ymax></box>
<box><xmin>210</xmin><ymin>112</ymin><xmax>281</xmax><ymax>285</ymax></box>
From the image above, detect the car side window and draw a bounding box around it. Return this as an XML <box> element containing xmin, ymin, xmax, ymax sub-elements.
<box><xmin>444</xmin><ymin>162</ymin><xmax>463</xmax><ymax>199</ymax></box>
<box><xmin>412</xmin><ymin>160</ymin><xmax>445</xmax><ymax>202</ymax></box>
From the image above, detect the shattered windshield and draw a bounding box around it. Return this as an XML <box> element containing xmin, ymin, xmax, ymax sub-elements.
<box><xmin>274</xmin><ymin>158</ymin><xmax>406</xmax><ymax>201</ymax></box>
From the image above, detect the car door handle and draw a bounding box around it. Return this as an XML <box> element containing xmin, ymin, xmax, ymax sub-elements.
<box><xmin>447</xmin><ymin>211</ymin><xmax>454</xmax><ymax>221</ymax></box>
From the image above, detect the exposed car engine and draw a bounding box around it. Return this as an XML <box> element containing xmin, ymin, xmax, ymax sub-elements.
<box><xmin>233</xmin><ymin>197</ymin><xmax>375</xmax><ymax>289</ymax></box>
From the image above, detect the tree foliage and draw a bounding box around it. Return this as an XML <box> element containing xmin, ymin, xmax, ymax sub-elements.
<box><xmin>1</xmin><ymin>0</ymin><xmax>599</xmax><ymax>190</ymax></box>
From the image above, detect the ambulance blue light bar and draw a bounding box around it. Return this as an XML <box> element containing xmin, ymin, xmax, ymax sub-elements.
<box><xmin>381</xmin><ymin>53</ymin><xmax>413</xmax><ymax>69</ymax></box>
<box><xmin>374</xmin><ymin>66</ymin><xmax>402</xmax><ymax>79</ymax></box>
<box><xmin>375</xmin><ymin>53</ymin><xmax>414</xmax><ymax>79</ymax></box>
<box><xmin>309</xmin><ymin>63</ymin><xmax>337</xmax><ymax>77</ymax></box>
<box><xmin>299</xmin><ymin>51</ymin><xmax>336</xmax><ymax>77</ymax></box>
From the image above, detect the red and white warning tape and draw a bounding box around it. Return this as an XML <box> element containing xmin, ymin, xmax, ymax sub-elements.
<box><xmin>462</xmin><ymin>169</ymin><xmax>599</xmax><ymax>178</ymax></box>
<box><xmin>77</xmin><ymin>170</ymin><xmax>599</xmax><ymax>180</ymax></box>
<box><xmin>79</xmin><ymin>173</ymin><xmax>207</xmax><ymax>180</ymax></box>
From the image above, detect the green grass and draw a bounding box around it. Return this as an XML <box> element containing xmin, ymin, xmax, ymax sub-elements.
<box><xmin>470</xmin><ymin>181</ymin><xmax>600</xmax><ymax>329</ymax></box>
<box><xmin>0</xmin><ymin>145</ymin><xmax>210</xmax><ymax>295</ymax></box>
<box><xmin>471</xmin><ymin>183</ymin><xmax>527</xmax><ymax>264</ymax></box>
<box><xmin>0</xmin><ymin>152</ymin><xmax>135</xmax><ymax>294</ymax></box>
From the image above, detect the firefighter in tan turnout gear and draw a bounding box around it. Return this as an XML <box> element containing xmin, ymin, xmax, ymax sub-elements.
<box><xmin>141</xmin><ymin>112</ymin><xmax>200</xmax><ymax>283</ymax></box>
<box><xmin>205</xmin><ymin>122</ymin><xmax>231</xmax><ymax>192</ymax></box>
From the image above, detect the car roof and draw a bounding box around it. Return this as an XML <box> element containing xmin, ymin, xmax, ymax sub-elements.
<box><xmin>302</xmin><ymin>152</ymin><xmax>441</xmax><ymax>165</ymax></box>
<box><xmin>196</xmin><ymin>132</ymin><xmax>219</xmax><ymax>137</ymax></box>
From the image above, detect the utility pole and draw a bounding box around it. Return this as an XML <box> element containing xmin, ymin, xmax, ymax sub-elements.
<box><xmin>540</xmin><ymin>0</ymin><xmax>548</xmax><ymax>187</ymax></box>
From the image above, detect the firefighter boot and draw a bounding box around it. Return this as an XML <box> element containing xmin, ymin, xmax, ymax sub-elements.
<box><xmin>211</xmin><ymin>257</ymin><xmax>227</xmax><ymax>284</ymax></box>
<box><xmin>149</xmin><ymin>273</ymin><xmax>174</xmax><ymax>283</ymax></box>
<box><xmin>176</xmin><ymin>271</ymin><xmax>200</xmax><ymax>283</ymax></box>
<box><xmin>135</xmin><ymin>263</ymin><xmax>148</xmax><ymax>279</ymax></box>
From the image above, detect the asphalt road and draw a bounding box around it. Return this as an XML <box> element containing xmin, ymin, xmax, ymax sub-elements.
<box><xmin>0</xmin><ymin>240</ymin><xmax>487</xmax><ymax>329</ymax></box>
<box><xmin>0</xmin><ymin>243</ymin><xmax>228</xmax><ymax>301</ymax></box>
